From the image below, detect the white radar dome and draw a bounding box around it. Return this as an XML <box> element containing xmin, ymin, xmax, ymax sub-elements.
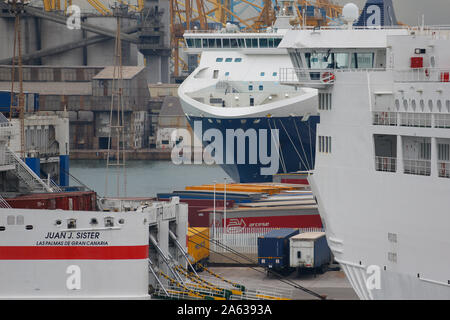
<box><xmin>342</xmin><ymin>3</ymin><xmax>359</xmax><ymax>23</ymax></box>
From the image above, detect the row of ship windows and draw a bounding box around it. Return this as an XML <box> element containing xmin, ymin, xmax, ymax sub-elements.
<box><xmin>0</xmin><ymin>217</ymin><xmax>124</xmax><ymax>231</ymax></box>
<box><xmin>216</xmin><ymin>57</ymin><xmax>242</xmax><ymax>63</ymax></box>
<box><xmin>394</xmin><ymin>98</ymin><xmax>450</xmax><ymax>112</ymax></box>
<box><xmin>318</xmin><ymin>94</ymin><xmax>450</xmax><ymax>113</ymax></box>
<box><xmin>186</xmin><ymin>38</ymin><xmax>282</xmax><ymax>49</ymax></box>
<box><xmin>213</xmin><ymin>69</ymin><xmax>277</xmax><ymax>80</ymax></box>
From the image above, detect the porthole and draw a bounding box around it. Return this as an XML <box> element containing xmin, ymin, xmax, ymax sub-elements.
<box><xmin>55</xmin><ymin>220</ymin><xmax>62</xmax><ymax>226</ymax></box>
<box><xmin>105</xmin><ymin>217</ymin><xmax>114</xmax><ymax>227</ymax></box>
<box><xmin>118</xmin><ymin>219</ymin><xmax>125</xmax><ymax>225</ymax></box>
<box><xmin>67</xmin><ymin>219</ymin><xmax>76</xmax><ymax>229</ymax></box>
<box><xmin>90</xmin><ymin>218</ymin><xmax>98</xmax><ymax>225</ymax></box>
<box><xmin>0</xmin><ymin>226</ymin><xmax>5</xmax><ymax>231</ymax></box>
<box><xmin>25</xmin><ymin>225</ymin><xmax>33</xmax><ymax>230</ymax></box>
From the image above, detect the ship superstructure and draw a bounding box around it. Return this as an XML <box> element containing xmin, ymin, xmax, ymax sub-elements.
<box><xmin>178</xmin><ymin>1</ymin><xmax>321</xmax><ymax>183</ymax></box>
<box><xmin>279</xmin><ymin>0</ymin><xmax>450</xmax><ymax>299</ymax></box>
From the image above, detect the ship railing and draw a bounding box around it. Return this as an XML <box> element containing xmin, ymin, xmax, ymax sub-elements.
<box><xmin>435</xmin><ymin>114</ymin><xmax>450</xmax><ymax>128</ymax></box>
<box><xmin>5</xmin><ymin>148</ymin><xmax>54</xmax><ymax>193</ymax></box>
<box><xmin>394</xmin><ymin>68</ymin><xmax>450</xmax><ymax>83</ymax></box>
<box><xmin>399</xmin><ymin>112</ymin><xmax>432</xmax><ymax>128</ymax></box>
<box><xmin>0</xmin><ymin>113</ymin><xmax>13</xmax><ymax>140</ymax></box>
<box><xmin>0</xmin><ymin>195</ymin><xmax>11</xmax><ymax>209</ymax></box>
<box><xmin>375</xmin><ymin>156</ymin><xmax>397</xmax><ymax>173</ymax></box>
<box><xmin>437</xmin><ymin>161</ymin><xmax>450</xmax><ymax>178</ymax></box>
<box><xmin>403</xmin><ymin>159</ymin><xmax>431</xmax><ymax>176</ymax></box>
<box><xmin>279</xmin><ymin>67</ymin><xmax>337</xmax><ymax>87</ymax></box>
<box><xmin>43</xmin><ymin>177</ymin><xmax>63</xmax><ymax>193</ymax></box>
<box><xmin>372</xmin><ymin>111</ymin><xmax>398</xmax><ymax>126</ymax></box>
<box><xmin>279</xmin><ymin>67</ymin><xmax>386</xmax><ymax>87</ymax></box>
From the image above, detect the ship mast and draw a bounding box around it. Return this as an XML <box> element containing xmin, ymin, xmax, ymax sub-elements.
<box><xmin>105</xmin><ymin>2</ymin><xmax>127</xmax><ymax>198</ymax></box>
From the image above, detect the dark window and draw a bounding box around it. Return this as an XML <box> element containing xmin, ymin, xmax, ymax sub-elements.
<box><xmin>259</xmin><ymin>38</ymin><xmax>268</xmax><ymax>48</ymax></box>
<box><xmin>216</xmin><ymin>57</ymin><xmax>223</xmax><ymax>62</ymax></box>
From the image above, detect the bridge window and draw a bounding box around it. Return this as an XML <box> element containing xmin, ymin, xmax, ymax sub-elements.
<box><xmin>223</xmin><ymin>39</ymin><xmax>230</xmax><ymax>48</ymax></box>
<box><xmin>186</xmin><ymin>39</ymin><xmax>193</xmax><ymax>47</ymax></box>
<box><xmin>259</xmin><ymin>38</ymin><xmax>268</xmax><ymax>48</ymax></box>
<box><xmin>305</xmin><ymin>52</ymin><xmax>349</xmax><ymax>69</ymax></box>
<box><xmin>351</xmin><ymin>53</ymin><xmax>375</xmax><ymax>69</ymax></box>
<box><xmin>231</xmin><ymin>39</ymin><xmax>238</xmax><ymax>48</ymax></box>
<box><xmin>274</xmin><ymin>38</ymin><xmax>282</xmax><ymax>47</ymax></box>
<box><xmin>194</xmin><ymin>39</ymin><xmax>201</xmax><ymax>48</ymax></box>
<box><xmin>238</xmin><ymin>39</ymin><xmax>245</xmax><ymax>48</ymax></box>
<box><xmin>208</xmin><ymin>39</ymin><xmax>216</xmax><ymax>48</ymax></box>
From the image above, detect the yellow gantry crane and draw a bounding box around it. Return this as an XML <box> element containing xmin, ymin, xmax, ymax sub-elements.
<box><xmin>41</xmin><ymin>0</ymin><xmax>144</xmax><ymax>15</ymax></box>
<box><xmin>170</xmin><ymin>0</ymin><xmax>343</xmax><ymax>76</ymax></box>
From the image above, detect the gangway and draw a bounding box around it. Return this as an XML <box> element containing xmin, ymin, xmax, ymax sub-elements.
<box><xmin>149</xmin><ymin>234</ymin><xmax>185</xmax><ymax>284</ymax></box>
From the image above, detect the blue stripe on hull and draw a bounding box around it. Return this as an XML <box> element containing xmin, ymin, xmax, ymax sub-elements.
<box><xmin>188</xmin><ymin>116</ymin><xmax>319</xmax><ymax>183</ymax></box>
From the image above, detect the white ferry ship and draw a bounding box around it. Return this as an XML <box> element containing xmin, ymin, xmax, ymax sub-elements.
<box><xmin>0</xmin><ymin>208</ymin><xmax>151</xmax><ymax>299</ymax></box>
<box><xmin>178</xmin><ymin>1</ymin><xmax>320</xmax><ymax>183</ymax></box>
<box><xmin>280</xmin><ymin>0</ymin><xmax>450</xmax><ymax>299</ymax></box>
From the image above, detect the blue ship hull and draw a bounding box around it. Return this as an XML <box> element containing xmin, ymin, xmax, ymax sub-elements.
<box><xmin>187</xmin><ymin>116</ymin><xmax>320</xmax><ymax>183</ymax></box>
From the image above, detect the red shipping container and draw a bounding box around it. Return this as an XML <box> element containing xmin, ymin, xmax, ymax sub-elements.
<box><xmin>440</xmin><ymin>72</ymin><xmax>449</xmax><ymax>82</ymax></box>
<box><xmin>410</xmin><ymin>57</ymin><xmax>423</xmax><ymax>69</ymax></box>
